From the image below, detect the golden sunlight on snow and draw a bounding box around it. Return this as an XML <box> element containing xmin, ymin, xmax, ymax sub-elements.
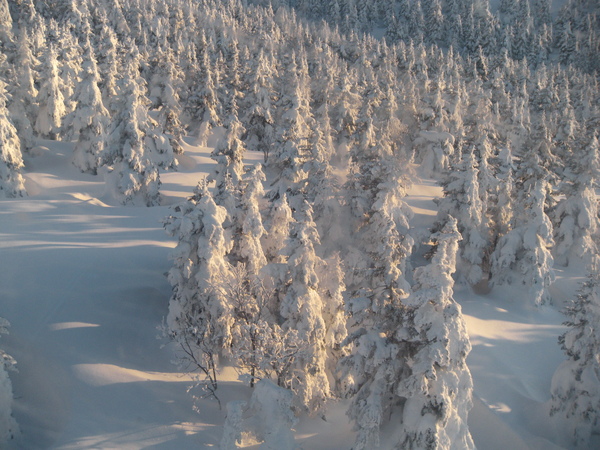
<box><xmin>72</xmin><ymin>364</ymin><xmax>194</xmax><ymax>387</ymax></box>
<box><xmin>48</xmin><ymin>322</ymin><xmax>100</xmax><ymax>331</ymax></box>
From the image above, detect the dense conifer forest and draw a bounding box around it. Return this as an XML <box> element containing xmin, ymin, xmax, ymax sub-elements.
<box><xmin>0</xmin><ymin>0</ymin><xmax>599</xmax><ymax>448</ymax></box>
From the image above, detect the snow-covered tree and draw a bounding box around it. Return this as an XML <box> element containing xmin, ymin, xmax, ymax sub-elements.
<box><xmin>0</xmin><ymin>81</ymin><xmax>26</xmax><ymax>198</ymax></box>
<box><xmin>436</xmin><ymin>148</ymin><xmax>489</xmax><ymax>285</ymax></box>
<box><xmin>243</xmin><ymin>48</ymin><xmax>276</xmax><ymax>162</ymax></box>
<box><xmin>552</xmin><ymin>135</ymin><xmax>600</xmax><ymax>266</ymax></box>
<box><xmin>156</xmin><ymin>49</ymin><xmax>185</xmax><ymax>155</ymax></box>
<box><xmin>209</xmin><ymin>111</ymin><xmax>246</xmax><ymax>198</ymax></box>
<box><xmin>263</xmin><ymin>193</ymin><xmax>294</xmax><ymax>264</ymax></box>
<box><xmin>35</xmin><ymin>45</ymin><xmax>66</xmax><ymax>139</ymax></box>
<box><xmin>269</xmin><ymin>51</ymin><xmax>313</xmax><ymax>206</ymax></box>
<box><xmin>235</xmin><ymin>164</ymin><xmax>267</xmax><ymax>275</ymax></box>
<box><xmin>103</xmin><ymin>47</ymin><xmax>162</xmax><ymax>206</ymax></box>
<box><xmin>551</xmin><ymin>268</ymin><xmax>600</xmax><ymax>448</ymax></box>
<box><xmin>341</xmin><ymin>217</ymin><xmax>473</xmax><ymax>449</ymax></box>
<box><xmin>8</xmin><ymin>28</ymin><xmax>38</xmax><ymax>153</ymax></box>
<box><xmin>491</xmin><ymin>177</ymin><xmax>555</xmax><ymax>306</ymax></box>
<box><xmin>277</xmin><ymin>203</ymin><xmax>331</xmax><ymax>413</ymax></box>
<box><xmin>0</xmin><ymin>0</ymin><xmax>12</xmax><ymax>45</ymax></box>
<box><xmin>188</xmin><ymin>48</ymin><xmax>221</xmax><ymax>146</ymax></box>
<box><xmin>65</xmin><ymin>41</ymin><xmax>109</xmax><ymax>174</ymax></box>
<box><xmin>163</xmin><ymin>180</ymin><xmax>232</xmax><ymax>399</ymax></box>
<box><xmin>96</xmin><ymin>22</ymin><xmax>120</xmax><ymax>108</ymax></box>
<box><xmin>302</xmin><ymin>107</ymin><xmax>343</xmax><ymax>246</ymax></box>
<box><xmin>395</xmin><ymin>217</ymin><xmax>474</xmax><ymax>449</ymax></box>
<box><xmin>102</xmin><ymin>42</ymin><xmax>176</xmax><ymax>206</ymax></box>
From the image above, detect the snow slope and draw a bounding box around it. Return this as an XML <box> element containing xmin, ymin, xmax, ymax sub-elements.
<box><xmin>0</xmin><ymin>139</ymin><xmax>580</xmax><ymax>449</ymax></box>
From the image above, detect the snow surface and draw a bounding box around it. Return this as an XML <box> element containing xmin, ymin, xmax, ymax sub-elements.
<box><xmin>0</xmin><ymin>138</ymin><xmax>582</xmax><ymax>449</ymax></box>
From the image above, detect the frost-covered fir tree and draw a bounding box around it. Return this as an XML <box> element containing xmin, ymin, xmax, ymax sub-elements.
<box><xmin>103</xmin><ymin>44</ymin><xmax>174</xmax><ymax>205</ymax></box>
<box><xmin>269</xmin><ymin>51</ymin><xmax>313</xmax><ymax>206</ymax></box>
<box><xmin>0</xmin><ymin>317</ymin><xmax>17</xmax><ymax>444</ymax></box>
<box><xmin>8</xmin><ymin>28</ymin><xmax>38</xmax><ymax>153</ymax></box>
<box><xmin>65</xmin><ymin>41</ymin><xmax>109</xmax><ymax>174</ymax></box>
<box><xmin>551</xmin><ymin>267</ymin><xmax>600</xmax><ymax>448</ymax></box>
<box><xmin>277</xmin><ymin>202</ymin><xmax>332</xmax><ymax>413</ymax></box>
<box><xmin>156</xmin><ymin>49</ymin><xmax>185</xmax><ymax>155</ymax></box>
<box><xmin>235</xmin><ymin>164</ymin><xmax>267</xmax><ymax>275</ymax></box>
<box><xmin>341</xmin><ymin>215</ymin><xmax>473</xmax><ymax>449</ymax></box>
<box><xmin>395</xmin><ymin>217</ymin><xmax>474</xmax><ymax>450</ymax></box>
<box><xmin>34</xmin><ymin>44</ymin><xmax>66</xmax><ymax>139</ymax></box>
<box><xmin>0</xmin><ymin>0</ymin><xmax>12</xmax><ymax>45</ymax></box>
<box><xmin>209</xmin><ymin>109</ymin><xmax>246</xmax><ymax>198</ymax></box>
<box><xmin>436</xmin><ymin>148</ymin><xmax>489</xmax><ymax>285</ymax></box>
<box><xmin>103</xmin><ymin>49</ymin><xmax>161</xmax><ymax>206</ymax></box>
<box><xmin>263</xmin><ymin>193</ymin><xmax>294</xmax><ymax>264</ymax></box>
<box><xmin>0</xmin><ymin>81</ymin><xmax>26</xmax><ymax>198</ymax></box>
<box><xmin>55</xmin><ymin>25</ymin><xmax>82</xmax><ymax>118</ymax></box>
<box><xmin>243</xmin><ymin>48</ymin><xmax>276</xmax><ymax>163</ymax></box>
<box><xmin>188</xmin><ymin>48</ymin><xmax>221</xmax><ymax>147</ymax></box>
<box><xmin>491</xmin><ymin>177</ymin><xmax>555</xmax><ymax>306</ymax></box>
<box><xmin>96</xmin><ymin>22</ymin><xmax>119</xmax><ymax>108</ymax></box>
<box><xmin>552</xmin><ymin>135</ymin><xmax>600</xmax><ymax>266</ymax></box>
<box><xmin>340</xmin><ymin>132</ymin><xmax>414</xmax><ymax>448</ymax></box>
<box><xmin>302</xmin><ymin>107</ymin><xmax>343</xmax><ymax>247</ymax></box>
<box><xmin>163</xmin><ymin>180</ymin><xmax>232</xmax><ymax>397</ymax></box>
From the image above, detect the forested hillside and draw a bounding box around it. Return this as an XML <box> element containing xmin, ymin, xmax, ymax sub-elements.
<box><xmin>0</xmin><ymin>0</ymin><xmax>599</xmax><ymax>448</ymax></box>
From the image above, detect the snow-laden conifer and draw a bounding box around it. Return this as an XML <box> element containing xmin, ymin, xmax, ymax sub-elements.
<box><xmin>396</xmin><ymin>217</ymin><xmax>474</xmax><ymax>450</ymax></box>
<box><xmin>236</xmin><ymin>164</ymin><xmax>267</xmax><ymax>275</ymax></box>
<box><xmin>8</xmin><ymin>28</ymin><xmax>37</xmax><ymax>153</ymax></box>
<box><xmin>491</xmin><ymin>176</ymin><xmax>555</xmax><ymax>306</ymax></box>
<box><xmin>269</xmin><ymin>51</ymin><xmax>313</xmax><ymax>206</ymax></box>
<box><xmin>491</xmin><ymin>137</ymin><xmax>556</xmax><ymax>305</ymax></box>
<box><xmin>552</xmin><ymin>135</ymin><xmax>599</xmax><ymax>266</ymax></box>
<box><xmin>65</xmin><ymin>40</ymin><xmax>109</xmax><ymax>174</ymax></box>
<box><xmin>340</xmin><ymin>141</ymin><xmax>413</xmax><ymax>448</ymax></box>
<box><xmin>436</xmin><ymin>148</ymin><xmax>489</xmax><ymax>285</ymax></box>
<box><xmin>156</xmin><ymin>48</ymin><xmax>185</xmax><ymax>155</ymax></box>
<box><xmin>551</xmin><ymin>266</ymin><xmax>600</xmax><ymax>448</ymax></box>
<box><xmin>0</xmin><ymin>81</ymin><xmax>26</xmax><ymax>198</ymax></box>
<box><xmin>102</xmin><ymin>44</ymin><xmax>172</xmax><ymax>206</ymax></box>
<box><xmin>209</xmin><ymin>110</ymin><xmax>246</xmax><ymax>198</ymax></box>
<box><xmin>263</xmin><ymin>193</ymin><xmax>293</xmax><ymax>264</ymax></box>
<box><xmin>0</xmin><ymin>0</ymin><xmax>12</xmax><ymax>45</ymax></box>
<box><xmin>35</xmin><ymin>44</ymin><xmax>66</xmax><ymax>139</ymax></box>
<box><xmin>188</xmin><ymin>48</ymin><xmax>221</xmax><ymax>146</ymax></box>
<box><xmin>277</xmin><ymin>202</ymin><xmax>331</xmax><ymax>413</ymax></box>
<box><xmin>163</xmin><ymin>180</ymin><xmax>232</xmax><ymax>398</ymax></box>
<box><xmin>243</xmin><ymin>48</ymin><xmax>276</xmax><ymax>162</ymax></box>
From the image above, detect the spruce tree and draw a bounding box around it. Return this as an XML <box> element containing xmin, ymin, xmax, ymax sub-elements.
<box><xmin>396</xmin><ymin>217</ymin><xmax>474</xmax><ymax>450</ymax></box>
<box><xmin>34</xmin><ymin>44</ymin><xmax>66</xmax><ymax>139</ymax></box>
<box><xmin>103</xmin><ymin>45</ymin><xmax>162</xmax><ymax>206</ymax></box>
<box><xmin>551</xmin><ymin>267</ymin><xmax>600</xmax><ymax>448</ymax></box>
<box><xmin>0</xmin><ymin>81</ymin><xmax>26</xmax><ymax>198</ymax></box>
<box><xmin>65</xmin><ymin>41</ymin><xmax>109</xmax><ymax>174</ymax></box>
<box><xmin>163</xmin><ymin>180</ymin><xmax>233</xmax><ymax>398</ymax></box>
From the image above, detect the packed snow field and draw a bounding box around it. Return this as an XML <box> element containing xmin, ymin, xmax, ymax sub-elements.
<box><xmin>0</xmin><ymin>140</ymin><xmax>588</xmax><ymax>449</ymax></box>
